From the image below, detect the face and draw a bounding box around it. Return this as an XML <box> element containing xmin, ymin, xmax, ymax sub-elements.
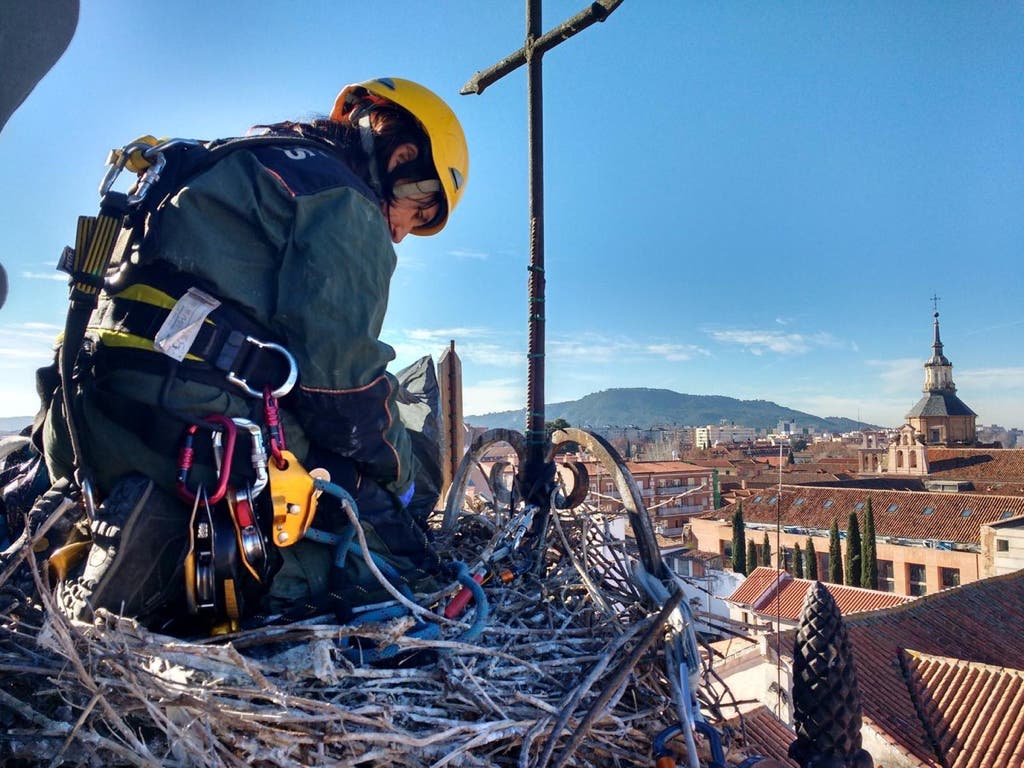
<box><xmin>381</xmin><ymin>142</ymin><xmax>441</xmax><ymax>243</ymax></box>
<box><xmin>383</xmin><ymin>195</ymin><xmax>441</xmax><ymax>244</ymax></box>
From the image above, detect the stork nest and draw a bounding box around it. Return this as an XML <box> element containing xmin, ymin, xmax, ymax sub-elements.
<box><xmin>0</xmin><ymin>503</ymin><xmax>754</xmax><ymax>767</ymax></box>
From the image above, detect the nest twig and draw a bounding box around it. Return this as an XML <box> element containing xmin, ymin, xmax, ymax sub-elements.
<box><xmin>0</xmin><ymin>501</ymin><xmax>743</xmax><ymax>767</ymax></box>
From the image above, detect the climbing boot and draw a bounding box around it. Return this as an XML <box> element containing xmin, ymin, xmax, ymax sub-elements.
<box><xmin>55</xmin><ymin>474</ymin><xmax>190</xmax><ymax>625</ymax></box>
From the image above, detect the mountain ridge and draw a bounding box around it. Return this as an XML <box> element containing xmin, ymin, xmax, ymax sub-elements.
<box><xmin>466</xmin><ymin>387</ymin><xmax>876</xmax><ymax>433</ymax></box>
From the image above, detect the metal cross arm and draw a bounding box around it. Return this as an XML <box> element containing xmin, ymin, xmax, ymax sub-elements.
<box><xmin>461</xmin><ymin>0</ymin><xmax>626</xmax><ymax>515</ymax></box>
<box><xmin>460</xmin><ymin>0</ymin><xmax>625</xmax><ymax>96</ymax></box>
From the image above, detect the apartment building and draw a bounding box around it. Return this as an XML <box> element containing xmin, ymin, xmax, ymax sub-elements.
<box><xmin>689</xmin><ymin>484</ymin><xmax>1024</xmax><ymax>596</ymax></box>
<box><xmin>583</xmin><ymin>459</ymin><xmax>716</xmax><ymax>532</ymax></box>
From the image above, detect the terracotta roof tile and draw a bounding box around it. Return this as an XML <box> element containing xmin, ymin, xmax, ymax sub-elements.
<box><xmin>726</xmin><ymin>567</ymin><xmax>912</xmax><ymax>622</ymax></box>
<box><xmin>903</xmin><ymin>651</ymin><xmax>1024</xmax><ymax>768</ymax></box>
<box><xmin>705</xmin><ymin>484</ymin><xmax>1024</xmax><ymax>544</ymax></box>
<box><xmin>926</xmin><ymin>448</ymin><xmax>1024</xmax><ymax>483</ymax></box>
<box><xmin>724</xmin><ymin>705</ymin><xmax>799</xmax><ymax>767</ymax></box>
<box><xmin>780</xmin><ymin>570</ymin><xmax>1024</xmax><ymax>766</ymax></box>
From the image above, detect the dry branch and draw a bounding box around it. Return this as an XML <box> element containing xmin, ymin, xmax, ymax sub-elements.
<box><xmin>0</xmin><ymin>503</ymin><xmax>750</xmax><ymax>767</ymax></box>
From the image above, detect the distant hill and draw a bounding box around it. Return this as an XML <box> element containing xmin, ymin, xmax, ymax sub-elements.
<box><xmin>466</xmin><ymin>388</ymin><xmax>874</xmax><ymax>433</ymax></box>
<box><xmin>0</xmin><ymin>415</ymin><xmax>33</xmax><ymax>437</ymax></box>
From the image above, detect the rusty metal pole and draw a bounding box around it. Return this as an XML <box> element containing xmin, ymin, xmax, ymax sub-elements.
<box><xmin>524</xmin><ymin>0</ymin><xmax>549</xmax><ymax>500</ymax></box>
<box><xmin>460</xmin><ymin>0</ymin><xmax>625</xmax><ymax>516</ymax></box>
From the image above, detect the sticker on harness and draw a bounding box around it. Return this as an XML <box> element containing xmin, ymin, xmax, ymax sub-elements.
<box><xmin>154</xmin><ymin>287</ymin><xmax>221</xmax><ymax>361</ymax></box>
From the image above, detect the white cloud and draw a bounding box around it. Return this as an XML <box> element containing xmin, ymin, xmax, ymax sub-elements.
<box><xmin>463</xmin><ymin>377</ymin><xmax>524</xmax><ymax>416</ymax></box>
<box><xmin>707</xmin><ymin>329</ymin><xmax>810</xmax><ymax>354</ymax></box>
<box><xmin>706</xmin><ymin>324</ymin><xmax>851</xmax><ymax>356</ymax></box>
<box><xmin>866</xmin><ymin>358</ymin><xmax>921</xmax><ymax>394</ymax></box>
<box><xmin>21</xmin><ymin>271</ymin><xmax>67</xmax><ymax>282</ymax></box>
<box><xmin>956</xmin><ymin>367</ymin><xmax>1024</xmax><ymax>391</ymax></box>
<box><xmin>448</xmin><ymin>248</ymin><xmax>489</xmax><ymax>260</ymax></box>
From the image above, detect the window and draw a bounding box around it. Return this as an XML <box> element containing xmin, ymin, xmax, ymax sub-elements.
<box><xmin>908</xmin><ymin>564</ymin><xmax>927</xmax><ymax>596</ymax></box>
<box><xmin>887</xmin><ymin>504</ymin><xmax>899</xmax><ymax>513</ymax></box>
<box><xmin>754</xmin><ymin>496</ymin><xmax>763</xmax><ymax>503</ymax></box>
<box><xmin>940</xmin><ymin>568</ymin><xmax>960</xmax><ymax>589</ymax></box>
<box><xmin>923</xmin><ymin>506</ymin><xmax>935</xmax><ymax>516</ymax></box>
<box><xmin>1001</xmin><ymin>511</ymin><xmax>1014</xmax><ymax>520</ymax></box>
<box><xmin>794</xmin><ymin>498</ymin><xmax>806</xmax><ymax>507</ymax></box>
<box><xmin>878</xmin><ymin>560</ymin><xmax>895</xmax><ymax>593</ymax></box>
<box><xmin>768</xmin><ymin>496</ymin><xmax>777</xmax><ymax>505</ymax></box>
<box><xmin>823</xmin><ymin>500</ymin><xmax>834</xmax><ymax>509</ymax></box>
<box><xmin>854</xmin><ymin>501</ymin><xmax>865</xmax><ymax>510</ymax></box>
<box><xmin>961</xmin><ymin>508</ymin><xmax>973</xmax><ymax>518</ymax></box>
<box><xmin>818</xmin><ymin>552</ymin><xmax>829</xmax><ymax>578</ymax></box>
<box><xmin>997</xmin><ymin>539</ymin><xmax>1010</xmax><ymax>552</ymax></box>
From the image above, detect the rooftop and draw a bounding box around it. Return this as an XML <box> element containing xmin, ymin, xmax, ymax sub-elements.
<box><xmin>704</xmin><ymin>484</ymin><xmax>1024</xmax><ymax>545</ymax></box>
<box><xmin>726</xmin><ymin>567</ymin><xmax>913</xmax><ymax>622</ymax></box>
<box><xmin>903</xmin><ymin>650</ymin><xmax>1024</xmax><ymax>768</ymax></box>
<box><xmin>780</xmin><ymin>569</ymin><xmax>1024</xmax><ymax>766</ymax></box>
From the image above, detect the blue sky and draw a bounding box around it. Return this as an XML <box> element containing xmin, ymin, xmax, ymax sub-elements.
<box><xmin>1</xmin><ymin>2</ymin><xmax>1022</xmax><ymax>429</ymax></box>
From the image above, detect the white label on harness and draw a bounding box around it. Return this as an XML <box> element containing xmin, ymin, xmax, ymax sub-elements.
<box><xmin>153</xmin><ymin>288</ymin><xmax>221</xmax><ymax>361</ymax></box>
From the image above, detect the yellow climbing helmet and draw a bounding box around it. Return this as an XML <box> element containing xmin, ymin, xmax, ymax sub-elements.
<box><xmin>331</xmin><ymin>77</ymin><xmax>468</xmax><ymax>236</ymax></box>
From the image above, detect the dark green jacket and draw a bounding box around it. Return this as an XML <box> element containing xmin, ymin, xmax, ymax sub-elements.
<box><xmin>44</xmin><ymin>139</ymin><xmax>414</xmax><ymax>500</ymax></box>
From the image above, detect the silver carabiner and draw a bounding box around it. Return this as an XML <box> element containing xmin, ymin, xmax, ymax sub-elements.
<box><xmin>226</xmin><ymin>337</ymin><xmax>299</xmax><ymax>398</ymax></box>
<box><xmin>213</xmin><ymin>417</ymin><xmax>269</xmax><ymax>499</ymax></box>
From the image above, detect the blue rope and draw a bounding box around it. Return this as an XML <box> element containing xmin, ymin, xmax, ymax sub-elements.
<box><xmin>309</xmin><ymin>478</ymin><xmax>491</xmax><ymax>663</ymax></box>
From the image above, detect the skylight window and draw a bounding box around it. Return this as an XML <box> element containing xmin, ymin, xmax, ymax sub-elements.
<box><xmin>923</xmin><ymin>506</ymin><xmax>934</xmax><ymax>516</ymax></box>
<box><xmin>823</xmin><ymin>500</ymin><xmax>834</xmax><ymax>509</ymax></box>
<box><xmin>754</xmin><ymin>496</ymin><xmax>763</xmax><ymax>503</ymax></box>
<box><xmin>854</xmin><ymin>502</ymin><xmax>865</xmax><ymax>510</ymax></box>
<box><xmin>1001</xmin><ymin>511</ymin><xmax>1014</xmax><ymax>520</ymax></box>
<box><xmin>768</xmin><ymin>496</ymin><xmax>777</xmax><ymax>505</ymax></box>
<box><xmin>961</xmin><ymin>508</ymin><xmax>973</xmax><ymax>518</ymax></box>
<box><xmin>887</xmin><ymin>504</ymin><xmax>899</xmax><ymax>513</ymax></box>
<box><xmin>795</xmin><ymin>498</ymin><xmax>806</xmax><ymax>506</ymax></box>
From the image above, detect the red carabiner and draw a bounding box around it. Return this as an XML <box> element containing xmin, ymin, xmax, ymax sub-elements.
<box><xmin>263</xmin><ymin>387</ymin><xmax>289</xmax><ymax>470</ymax></box>
<box><xmin>176</xmin><ymin>414</ymin><xmax>237</xmax><ymax>505</ymax></box>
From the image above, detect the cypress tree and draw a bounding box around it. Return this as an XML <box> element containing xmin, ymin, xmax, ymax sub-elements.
<box><xmin>861</xmin><ymin>497</ymin><xmax>878</xmax><ymax>589</ymax></box>
<box><xmin>806</xmin><ymin>537</ymin><xmax>819</xmax><ymax>580</ymax></box>
<box><xmin>762</xmin><ymin>532</ymin><xmax>772</xmax><ymax>568</ymax></box>
<box><xmin>793</xmin><ymin>541</ymin><xmax>804</xmax><ymax>578</ymax></box>
<box><xmin>747</xmin><ymin>540</ymin><xmax>758</xmax><ymax>573</ymax></box>
<box><xmin>731</xmin><ymin>503</ymin><xmax>747</xmax><ymax>575</ymax></box>
<box><xmin>845</xmin><ymin>512</ymin><xmax>862</xmax><ymax>587</ymax></box>
<box><xmin>828</xmin><ymin>519</ymin><xmax>843</xmax><ymax>584</ymax></box>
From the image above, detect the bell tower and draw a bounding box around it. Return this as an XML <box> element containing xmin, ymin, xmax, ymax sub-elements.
<box><xmin>905</xmin><ymin>298</ymin><xmax>976</xmax><ymax>446</ymax></box>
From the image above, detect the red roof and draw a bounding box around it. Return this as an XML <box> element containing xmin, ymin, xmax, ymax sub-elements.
<box><xmin>707</xmin><ymin>484</ymin><xmax>1024</xmax><ymax>544</ymax></box>
<box><xmin>904</xmin><ymin>650</ymin><xmax>1024</xmax><ymax>768</ymax></box>
<box><xmin>724</xmin><ymin>705</ymin><xmax>799</xmax><ymax>767</ymax></box>
<box><xmin>727</xmin><ymin>567</ymin><xmax>912</xmax><ymax>622</ymax></box>
<box><xmin>926</xmin><ymin>448</ymin><xmax>1024</xmax><ymax>485</ymax></box>
<box><xmin>780</xmin><ymin>569</ymin><xmax>1024</xmax><ymax>766</ymax></box>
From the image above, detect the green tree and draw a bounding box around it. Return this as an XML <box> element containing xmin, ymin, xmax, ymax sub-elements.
<box><xmin>545</xmin><ymin>418</ymin><xmax>574</xmax><ymax>455</ymax></box>
<box><xmin>845</xmin><ymin>513</ymin><xmax>862</xmax><ymax>587</ymax></box>
<box><xmin>828</xmin><ymin>519</ymin><xmax>843</xmax><ymax>584</ymax></box>
<box><xmin>762</xmin><ymin>532</ymin><xmax>772</xmax><ymax>568</ymax></box>
<box><xmin>806</xmin><ymin>537</ymin><xmax>819</xmax><ymax>580</ymax></box>
<box><xmin>747</xmin><ymin>540</ymin><xmax>758</xmax><ymax>573</ymax></box>
<box><xmin>731</xmin><ymin>503</ymin><xmax>747</xmax><ymax>575</ymax></box>
<box><xmin>861</xmin><ymin>497</ymin><xmax>878</xmax><ymax>589</ymax></box>
<box><xmin>793</xmin><ymin>541</ymin><xmax>804</xmax><ymax>578</ymax></box>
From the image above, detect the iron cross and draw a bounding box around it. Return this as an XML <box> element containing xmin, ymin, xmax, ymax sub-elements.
<box><xmin>462</xmin><ymin>0</ymin><xmax>625</xmax><ymax>503</ymax></box>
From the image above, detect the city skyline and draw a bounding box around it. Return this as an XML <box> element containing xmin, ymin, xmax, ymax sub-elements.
<box><xmin>1</xmin><ymin>3</ymin><xmax>1021</xmax><ymax>428</ymax></box>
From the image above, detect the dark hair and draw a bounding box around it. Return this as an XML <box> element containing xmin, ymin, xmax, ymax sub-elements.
<box><xmin>258</xmin><ymin>104</ymin><xmax>441</xmax><ymax>214</ymax></box>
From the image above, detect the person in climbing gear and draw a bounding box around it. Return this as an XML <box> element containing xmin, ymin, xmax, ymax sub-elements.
<box><xmin>37</xmin><ymin>77</ymin><xmax>468</xmax><ymax>633</ymax></box>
